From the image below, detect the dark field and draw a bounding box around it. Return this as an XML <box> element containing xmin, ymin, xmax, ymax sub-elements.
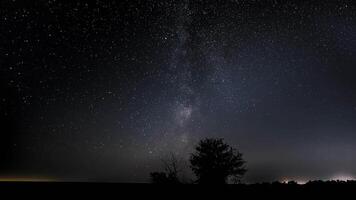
<box><xmin>1</xmin><ymin>181</ymin><xmax>355</xmax><ymax>198</ymax></box>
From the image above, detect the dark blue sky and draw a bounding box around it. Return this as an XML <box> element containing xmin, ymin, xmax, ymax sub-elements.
<box><xmin>1</xmin><ymin>0</ymin><xmax>356</xmax><ymax>183</ymax></box>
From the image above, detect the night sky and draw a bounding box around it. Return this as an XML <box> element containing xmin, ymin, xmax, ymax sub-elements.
<box><xmin>1</xmin><ymin>0</ymin><xmax>356</xmax><ymax>183</ymax></box>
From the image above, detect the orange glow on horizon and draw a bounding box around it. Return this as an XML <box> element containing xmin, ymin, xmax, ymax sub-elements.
<box><xmin>0</xmin><ymin>176</ymin><xmax>57</xmax><ymax>182</ymax></box>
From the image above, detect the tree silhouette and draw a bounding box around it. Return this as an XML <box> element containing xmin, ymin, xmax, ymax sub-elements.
<box><xmin>150</xmin><ymin>153</ymin><xmax>181</xmax><ymax>184</ymax></box>
<box><xmin>190</xmin><ymin>138</ymin><xmax>247</xmax><ymax>184</ymax></box>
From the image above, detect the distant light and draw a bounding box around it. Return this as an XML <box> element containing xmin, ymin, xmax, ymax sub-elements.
<box><xmin>295</xmin><ymin>180</ymin><xmax>307</xmax><ymax>185</ymax></box>
<box><xmin>330</xmin><ymin>174</ymin><xmax>355</xmax><ymax>181</ymax></box>
<box><xmin>280</xmin><ymin>178</ymin><xmax>307</xmax><ymax>185</ymax></box>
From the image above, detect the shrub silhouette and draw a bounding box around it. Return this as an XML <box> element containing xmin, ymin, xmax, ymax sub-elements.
<box><xmin>190</xmin><ymin>138</ymin><xmax>246</xmax><ymax>184</ymax></box>
<box><xmin>150</xmin><ymin>172</ymin><xmax>169</xmax><ymax>184</ymax></box>
<box><xmin>150</xmin><ymin>172</ymin><xmax>181</xmax><ymax>184</ymax></box>
<box><xmin>150</xmin><ymin>153</ymin><xmax>181</xmax><ymax>184</ymax></box>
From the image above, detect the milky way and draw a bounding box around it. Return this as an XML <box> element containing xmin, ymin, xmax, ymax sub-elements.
<box><xmin>1</xmin><ymin>0</ymin><xmax>356</xmax><ymax>183</ymax></box>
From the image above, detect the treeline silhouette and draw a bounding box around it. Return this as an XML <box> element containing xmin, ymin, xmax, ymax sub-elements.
<box><xmin>150</xmin><ymin>138</ymin><xmax>356</xmax><ymax>186</ymax></box>
<box><xmin>150</xmin><ymin>138</ymin><xmax>247</xmax><ymax>184</ymax></box>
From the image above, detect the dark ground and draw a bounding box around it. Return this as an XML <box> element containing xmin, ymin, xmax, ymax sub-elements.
<box><xmin>0</xmin><ymin>181</ymin><xmax>355</xmax><ymax>198</ymax></box>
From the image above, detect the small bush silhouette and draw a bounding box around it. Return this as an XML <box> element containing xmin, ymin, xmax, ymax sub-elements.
<box><xmin>150</xmin><ymin>172</ymin><xmax>169</xmax><ymax>184</ymax></box>
<box><xmin>150</xmin><ymin>153</ymin><xmax>181</xmax><ymax>184</ymax></box>
<box><xmin>190</xmin><ymin>138</ymin><xmax>247</xmax><ymax>184</ymax></box>
<box><xmin>150</xmin><ymin>172</ymin><xmax>181</xmax><ymax>184</ymax></box>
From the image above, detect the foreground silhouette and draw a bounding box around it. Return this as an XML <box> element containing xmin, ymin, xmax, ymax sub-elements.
<box><xmin>190</xmin><ymin>138</ymin><xmax>246</xmax><ymax>184</ymax></box>
<box><xmin>150</xmin><ymin>138</ymin><xmax>246</xmax><ymax>184</ymax></box>
<box><xmin>1</xmin><ymin>180</ymin><xmax>356</xmax><ymax>198</ymax></box>
<box><xmin>150</xmin><ymin>154</ymin><xmax>182</xmax><ymax>184</ymax></box>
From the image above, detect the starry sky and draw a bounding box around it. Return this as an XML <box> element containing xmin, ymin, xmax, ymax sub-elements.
<box><xmin>1</xmin><ymin>0</ymin><xmax>356</xmax><ymax>183</ymax></box>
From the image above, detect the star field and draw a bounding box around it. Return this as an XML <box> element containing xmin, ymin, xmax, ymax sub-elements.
<box><xmin>1</xmin><ymin>0</ymin><xmax>356</xmax><ymax>182</ymax></box>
